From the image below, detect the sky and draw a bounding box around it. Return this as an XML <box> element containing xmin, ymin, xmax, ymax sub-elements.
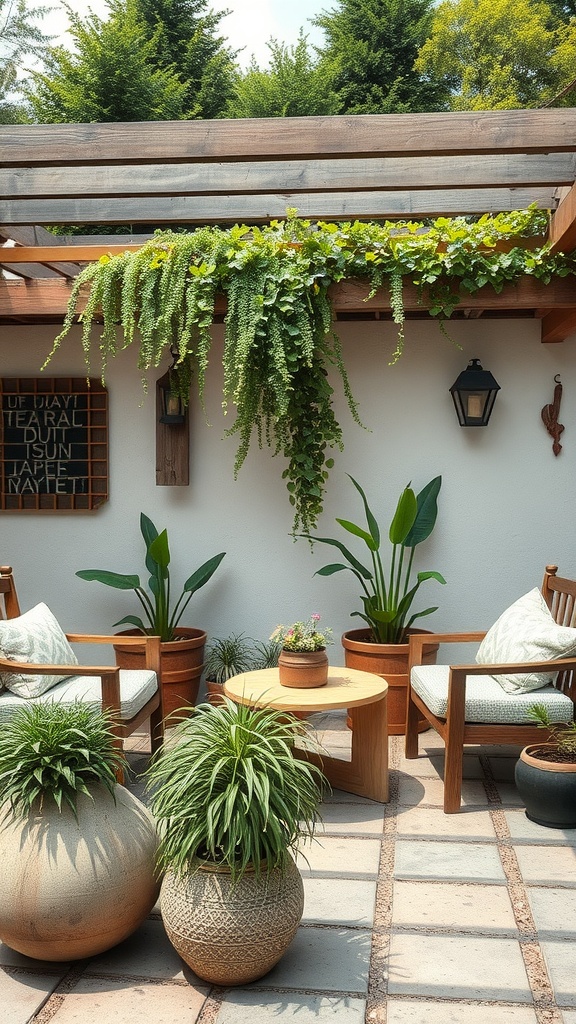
<box><xmin>35</xmin><ymin>0</ymin><xmax>329</xmax><ymax>68</ymax></box>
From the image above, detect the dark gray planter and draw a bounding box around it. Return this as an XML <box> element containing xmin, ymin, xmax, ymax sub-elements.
<box><xmin>515</xmin><ymin>744</ymin><xmax>576</xmax><ymax>829</ymax></box>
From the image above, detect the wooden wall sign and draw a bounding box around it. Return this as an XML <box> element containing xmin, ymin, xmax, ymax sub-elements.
<box><xmin>0</xmin><ymin>377</ymin><xmax>108</xmax><ymax>511</ymax></box>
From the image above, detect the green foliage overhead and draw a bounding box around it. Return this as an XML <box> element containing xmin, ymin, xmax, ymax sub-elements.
<box><xmin>313</xmin><ymin>0</ymin><xmax>448</xmax><ymax>113</ymax></box>
<box><xmin>227</xmin><ymin>32</ymin><xmax>339</xmax><ymax>118</ymax></box>
<box><xmin>76</xmin><ymin>511</ymin><xmax>226</xmax><ymax>642</ymax></box>
<box><xmin>0</xmin><ymin>701</ymin><xmax>126</xmax><ymax>819</ymax></box>
<box><xmin>146</xmin><ymin>698</ymin><xmax>326</xmax><ymax>880</ymax></box>
<box><xmin>46</xmin><ymin>207</ymin><xmax>575</xmax><ymax>533</ymax></box>
<box><xmin>0</xmin><ymin>0</ymin><xmax>53</xmax><ymax>121</ymax></box>
<box><xmin>415</xmin><ymin>0</ymin><xmax>576</xmax><ymax>110</ymax></box>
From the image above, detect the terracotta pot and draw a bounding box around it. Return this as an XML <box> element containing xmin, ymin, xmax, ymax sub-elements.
<box><xmin>515</xmin><ymin>743</ymin><xmax>576</xmax><ymax>829</ymax></box>
<box><xmin>114</xmin><ymin>627</ymin><xmax>206</xmax><ymax>721</ymax></box>
<box><xmin>205</xmin><ymin>678</ymin><xmax>226</xmax><ymax>706</ymax></box>
<box><xmin>278</xmin><ymin>648</ymin><xmax>329</xmax><ymax>688</ymax></box>
<box><xmin>341</xmin><ymin>628</ymin><xmax>438</xmax><ymax>735</ymax></box>
<box><xmin>161</xmin><ymin>854</ymin><xmax>304</xmax><ymax>985</ymax></box>
<box><xmin>0</xmin><ymin>785</ymin><xmax>159</xmax><ymax>961</ymax></box>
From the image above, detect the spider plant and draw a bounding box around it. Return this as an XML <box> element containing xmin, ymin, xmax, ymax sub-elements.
<box><xmin>146</xmin><ymin>698</ymin><xmax>326</xmax><ymax>881</ymax></box>
<box><xmin>0</xmin><ymin>701</ymin><xmax>126</xmax><ymax>819</ymax></box>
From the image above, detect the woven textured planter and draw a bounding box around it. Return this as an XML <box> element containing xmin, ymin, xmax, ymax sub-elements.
<box><xmin>515</xmin><ymin>744</ymin><xmax>576</xmax><ymax>829</ymax></box>
<box><xmin>342</xmin><ymin>628</ymin><xmax>438</xmax><ymax>735</ymax></box>
<box><xmin>114</xmin><ymin>627</ymin><xmax>206</xmax><ymax>720</ymax></box>
<box><xmin>161</xmin><ymin>855</ymin><xmax>304</xmax><ymax>985</ymax></box>
<box><xmin>278</xmin><ymin>648</ymin><xmax>329</xmax><ymax>688</ymax></box>
<box><xmin>0</xmin><ymin>785</ymin><xmax>159</xmax><ymax>961</ymax></box>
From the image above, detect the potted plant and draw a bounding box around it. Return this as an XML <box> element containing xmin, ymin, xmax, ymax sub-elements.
<box><xmin>76</xmin><ymin>511</ymin><xmax>226</xmax><ymax>718</ymax></box>
<box><xmin>203</xmin><ymin>632</ymin><xmax>281</xmax><ymax>704</ymax></box>
<box><xmin>300</xmin><ymin>475</ymin><xmax>445</xmax><ymax>733</ymax></box>
<box><xmin>0</xmin><ymin>701</ymin><xmax>160</xmax><ymax>961</ymax></box>
<box><xmin>270</xmin><ymin>614</ymin><xmax>334</xmax><ymax>688</ymax></box>
<box><xmin>515</xmin><ymin>703</ymin><xmax>576</xmax><ymax>829</ymax></box>
<box><xmin>145</xmin><ymin>698</ymin><xmax>326</xmax><ymax>985</ymax></box>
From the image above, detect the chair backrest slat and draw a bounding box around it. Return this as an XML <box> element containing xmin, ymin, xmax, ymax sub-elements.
<box><xmin>542</xmin><ymin>565</ymin><xmax>576</xmax><ymax>699</ymax></box>
<box><xmin>0</xmin><ymin>566</ymin><xmax>21</xmax><ymax>620</ymax></box>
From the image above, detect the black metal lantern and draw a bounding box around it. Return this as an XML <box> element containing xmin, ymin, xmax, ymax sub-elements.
<box><xmin>158</xmin><ymin>347</ymin><xmax>185</xmax><ymax>425</ymax></box>
<box><xmin>449</xmin><ymin>358</ymin><xmax>500</xmax><ymax>427</ymax></box>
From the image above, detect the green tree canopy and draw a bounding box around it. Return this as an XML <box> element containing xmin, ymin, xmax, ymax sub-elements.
<box><xmin>0</xmin><ymin>0</ymin><xmax>53</xmax><ymax>122</ymax></box>
<box><xmin>415</xmin><ymin>0</ymin><xmax>576</xmax><ymax>109</ymax></box>
<box><xmin>313</xmin><ymin>0</ymin><xmax>448</xmax><ymax>113</ymax></box>
<box><xmin>25</xmin><ymin>0</ymin><xmax>188</xmax><ymax>122</ymax></box>
<box><xmin>227</xmin><ymin>32</ymin><xmax>339</xmax><ymax>118</ymax></box>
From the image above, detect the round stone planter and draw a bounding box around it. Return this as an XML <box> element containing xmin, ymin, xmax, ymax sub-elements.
<box><xmin>515</xmin><ymin>743</ymin><xmax>576</xmax><ymax>829</ymax></box>
<box><xmin>0</xmin><ymin>785</ymin><xmax>160</xmax><ymax>961</ymax></box>
<box><xmin>160</xmin><ymin>854</ymin><xmax>304</xmax><ymax>985</ymax></box>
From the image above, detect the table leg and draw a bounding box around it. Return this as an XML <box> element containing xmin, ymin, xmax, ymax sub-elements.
<box><xmin>296</xmin><ymin>694</ymin><xmax>388</xmax><ymax>803</ymax></box>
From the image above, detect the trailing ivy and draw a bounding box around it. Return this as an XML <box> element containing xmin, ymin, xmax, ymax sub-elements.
<box><xmin>44</xmin><ymin>207</ymin><xmax>575</xmax><ymax>531</ymax></box>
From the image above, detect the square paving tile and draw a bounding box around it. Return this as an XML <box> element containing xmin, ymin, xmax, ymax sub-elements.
<box><xmin>396</xmin><ymin>774</ymin><xmax>489</xmax><ymax>808</ymax></box>
<box><xmin>387</xmin><ymin>933</ymin><xmax>531</xmax><ymax>1001</ymax></box>
<box><xmin>317</xmin><ymin>803</ymin><xmax>385</xmax><ymax>836</ymax></box>
<box><xmin>513</xmin><ymin>845</ymin><xmax>576</xmax><ymax>886</ymax></box>
<box><xmin>47</xmin><ymin>977</ymin><xmax>207</xmax><ymax>1023</ymax></box>
<box><xmin>85</xmin><ymin>919</ymin><xmax>193</xmax><ymax>982</ymax></box>
<box><xmin>396</xmin><ymin>807</ymin><xmax>497</xmax><ymax>841</ymax></box>
<box><xmin>493</xmin><ymin>782</ymin><xmax>525</xmax><ymax>807</ymax></box>
<box><xmin>527</xmin><ymin>888</ymin><xmax>576</xmax><ymax>938</ymax></box>
<box><xmin>487</xmin><ymin>757</ymin><xmax>518</xmax><ymax>782</ymax></box>
<box><xmin>386</xmin><ymin>1000</ymin><xmax>538</xmax><ymax>1023</ymax></box>
<box><xmin>394</xmin><ymin>841</ymin><xmax>506</xmax><ymax>883</ymax></box>
<box><xmin>562</xmin><ymin>1013</ymin><xmax>576</xmax><ymax>1024</ymax></box>
<box><xmin>247</xmin><ymin>926</ymin><xmax>371</xmax><ymax>994</ymax></box>
<box><xmin>505</xmin><ymin>811</ymin><xmax>576</xmax><ymax>846</ymax></box>
<box><xmin>391</xmin><ymin>880</ymin><xmax>518</xmax><ymax>933</ymax></box>
<box><xmin>0</xmin><ymin>966</ymin><xmax>64</xmax><ymax>1024</ymax></box>
<box><xmin>541</xmin><ymin>940</ymin><xmax>576</xmax><ymax>1006</ymax></box>
<box><xmin>303</xmin><ymin>877</ymin><xmax>376</xmax><ymax>926</ymax></box>
<box><xmin>296</xmin><ymin>836</ymin><xmax>381</xmax><ymax>878</ymax></box>
<box><xmin>397</xmin><ymin>754</ymin><xmax>483</xmax><ymax>780</ymax></box>
<box><xmin>215</xmin><ymin>990</ymin><xmax>366</xmax><ymax>1023</ymax></box>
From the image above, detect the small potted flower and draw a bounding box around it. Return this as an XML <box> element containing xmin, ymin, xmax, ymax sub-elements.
<box><xmin>270</xmin><ymin>614</ymin><xmax>334</xmax><ymax>688</ymax></box>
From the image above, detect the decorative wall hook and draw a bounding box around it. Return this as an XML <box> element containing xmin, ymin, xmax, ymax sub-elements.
<box><xmin>541</xmin><ymin>375</ymin><xmax>564</xmax><ymax>456</ymax></box>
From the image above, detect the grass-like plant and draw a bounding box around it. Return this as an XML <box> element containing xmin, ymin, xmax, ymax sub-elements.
<box><xmin>146</xmin><ymin>698</ymin><xmax>326</xmax><ymax>881</ymax></box>
<box><xmin>528</xmin><ymin>703</ymin><xmax>576</xmax><ymax>762</ymax></box>
<box><xmin>204</xmin><ymin>634</ymin><xmax>282</xmax><ymax>683</ymax></box>
<box><xmin>0</xmin><ymin>701</ymin><xmax>126</xmax><ymax>819</ymax></box>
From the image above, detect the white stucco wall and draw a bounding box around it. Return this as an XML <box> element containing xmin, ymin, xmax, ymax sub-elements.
<box><xmin>1</xmin><ymin>317</ymin><xmax>575</xmax><ymax>662</ymax></box>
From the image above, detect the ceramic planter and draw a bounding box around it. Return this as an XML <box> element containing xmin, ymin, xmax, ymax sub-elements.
<box><xmin>515</xmin><ymin>744</ymin><xmax>576</xmax><ymax>829</ymax></box>
<box><xmin>341</xmin><ymin>628</ymin><xmax>438</xmax><ymax>735</ymax></box>
<box><xmin>278</xmin><ymin>648</ymin><xmax>329</xmax><ymax>688</ymax></box>
<box><xmin>160</xmin><ymin>854</ymin><xmax>304</xmax><ymax>985</ymax></box>
<box><xmin>0</xmin><ymin>785</ymin><xmax>160</xmax><ymax>961</ymax></box>
<box><xmin>114</xmin><ymin>627</ymin><xmax>206</xmax><ymax>720</ymax></box>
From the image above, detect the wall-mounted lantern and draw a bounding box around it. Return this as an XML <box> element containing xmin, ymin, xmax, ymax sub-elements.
<box><xmin>449</xmin><ymin>358</ymin><xmax>500</xmax><ymax>427</ymax></box>
<box><xmin>156</xmin><ymin>347</ymin><xmax>189</xmax><ymax>487</ymax></box>
<box><xmin>158</xmin><ymin>347</ymin><xmax>185</xmax><ymax>424</ymax></box>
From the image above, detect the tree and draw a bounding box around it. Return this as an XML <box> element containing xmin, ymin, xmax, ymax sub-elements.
<box><xmin>134</xmin><ymin>0</ymin><xmax>236</xmax><ymax>118</ymax></box>
<box><xmin>0</xmin><ymin>0</ymin><xmax>53</xmax><ymax>122</ymax></box>
<box><xmin>313</xmin><ymin>0</ymin><xmax>448</xmax><ymax>114</ymax></box>
<box><xmin>25</xmin><ymin>0</ymin><xmax>188</xmax><ymax>123</ymax></box>
<box><xmin>415</xmin><ymin>0</ymin><xmax>576</xmax><ymax>109</ymax></box>
<box><xmin>227</xmin><ymin>32</ymin><xmax>339</xmax><ymax>118</ymax></box>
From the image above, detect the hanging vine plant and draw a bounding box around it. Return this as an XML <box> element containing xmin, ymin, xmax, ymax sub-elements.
<box><xmin>45</xmin><ymin>207</ymin><xmax>575</xmax><ymax>532</ymax></box>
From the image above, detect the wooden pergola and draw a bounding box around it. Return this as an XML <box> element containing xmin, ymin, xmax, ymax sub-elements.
<box><xmin>1</xmin><ymin>109</ymin><xmax>576</xmax><ymax>343</ymax></box>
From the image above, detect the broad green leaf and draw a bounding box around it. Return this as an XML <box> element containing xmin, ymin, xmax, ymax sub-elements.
<box><xmin>336</xmin><ymin>518</ymin><xmax>377</xmax><ymax>551</ymax></box>
<box><xmin>404</xmin><ymin>476</ymin><xmax>442</xmax><ymax>547</ymax></box>
<box><xmin>112</xmin><ymin>614</ymin><xmax>148</xmax><ymax>632</ymax></box>
<box><xmin>416</xmin><ymin>570</ymin><xmax>446</xmax><ymax>585</ymax></box>
<box><xmin>183</xmin><ymin>552</ymin><xmax>226</xmax><ymax>593</ymax></box>
<box><xmin>299</xmin><ymin>533</ymin><xmax>372</xmax><ymax>579</ymax></box>
<box><xmin>76</xmin><ymin>569</ymin><xmax>140</xmax><ymax>590</ymax></box>
<box><xmin>348</xmin><ymin>475</ymin><xmax>380</xmax><ymax>547</ymax></box>
<box><xmin>149</xmin><ymin>529</ymin><xmax>170</xmax><ymax>573</ymax></box>
<box><xmin>389</xmin><ymin>487</ymin><xmax>417</xmax><ymax>545</ymax></box>
<box><xmin>140</xmin><ymin>512</ymin><xmax>160</xmax><ymax>576</ymax></box>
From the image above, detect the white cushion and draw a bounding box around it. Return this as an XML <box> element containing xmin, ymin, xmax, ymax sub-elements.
<box><xmin>0</xmin><ymin>669</ymin><xmax>157</xmax><ymax>724</ymax></box>
<box><xmin>0</xmin><ymin>603</ymin><xmax>79</xmax><ymax>697</ymax></box>
<box><xmin>476</xmin><ymin>588</ymin><xmax>576</xmax><ymax>693</ymax></box>
<box><xmin>411</xmin><ymin>663</ymin><xmax>574</xmax><ymax>723</ymax></box>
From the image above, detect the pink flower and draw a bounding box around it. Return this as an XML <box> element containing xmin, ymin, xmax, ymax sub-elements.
<box><xmin>311</xmin><ymin>613</ymin><xmax>321</xmax><ymax>622</ymax></box>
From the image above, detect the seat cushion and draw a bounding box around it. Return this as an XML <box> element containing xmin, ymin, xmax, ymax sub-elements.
<box><xmin>0</xmin><ymin>669</ymin><xmax>158</xmax><ymax>725</ymax></box>
<box><xmin>0</xmin><ymin>603</ymin><xmax>79</xmax><ymax>697</ymax></box>
<box><xmin>411</xmin><ymin>663</ymin><xmax>574</xmax><ymax>724</ymax></box>
<box><xmin>476</xmin><ymin>588</ymin><xmax>576</xmax><ymax>693</ymax></box>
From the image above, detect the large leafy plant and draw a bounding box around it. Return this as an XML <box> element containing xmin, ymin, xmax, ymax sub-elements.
<box><xmin>146</xmin><ymin>698</ymin><xmax>326</xmax><ymax>881</ymax></box>
<box><xmin>77</xmin><ymin>512</ymin><xmax>226</xmax><ymax>642</ymax></box>
<box><xmin>302</xmin><ymin>475</ymin><xmax>445</xmax><ymax>644</ymax></box>
<box><xmin>45</xmin><ymin>207</ymin><xmax>574</xmax><ymax>531</ymax></box>
<box><xmin>0</xmin><ymin>701</ymin><xmax>126</xmax><ymax>819</ymax></box>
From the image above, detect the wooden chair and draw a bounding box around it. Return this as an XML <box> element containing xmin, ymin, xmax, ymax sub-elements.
<box><xmin>0</xmin><ymin>565</ymin><xmax>164</xmax><ymax>778</ymax></box>
<box><xmin>405</xmin><ymin>565</ymin><xmax>576</xmax><ymax>813</ymax></box>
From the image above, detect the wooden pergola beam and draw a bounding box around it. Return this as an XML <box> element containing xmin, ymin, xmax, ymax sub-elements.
<box><xmin>2</xmin><ymin>111</ymin><xmax>575</xmax><ymax>166</ymax></box>
<box><xmin>541</xmin><ymin>308</ymin><xmax>576</xmax><ymax>343</ymax></box>
<box><xmin>549</xmin><ymin>182</ymin><xmax>576</xmax><ymax>254</ymax></box>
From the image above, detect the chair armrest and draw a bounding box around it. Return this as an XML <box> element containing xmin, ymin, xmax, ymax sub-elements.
<box><xmin>448</xmin><ymin>656</ymin><xmax>576</xmax><ymax>675</ymax></box>
<box><xmin>408</xmin><ymin>631</ymin><xmax>486</xmax><ymax>670</ymax></box>
<box><xmin>65</xmin><ymin>633</ymin><xmax>162</xmax><ymax>675</ymax></box>
<box><xmin>0</xmin><ymin>658</ymin><xmax>118</xmax><ymax>677</ymax></box>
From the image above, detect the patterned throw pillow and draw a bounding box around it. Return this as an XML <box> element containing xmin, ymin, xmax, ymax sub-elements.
<box><xmin>476</xmin><ymin>587</ymin><xmax>576</xmax><ymax>693</ymax></box>
<box><xmin>0</xmin><ymin>603</ymin><xmax>79</xmax><ymax>698</ymax></box>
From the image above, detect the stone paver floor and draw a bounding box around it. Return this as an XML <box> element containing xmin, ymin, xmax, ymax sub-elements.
<box><xmin>2</xmin><ymin>714</ymin><xmax>575</xmax><ymax>1024</ymax></box>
